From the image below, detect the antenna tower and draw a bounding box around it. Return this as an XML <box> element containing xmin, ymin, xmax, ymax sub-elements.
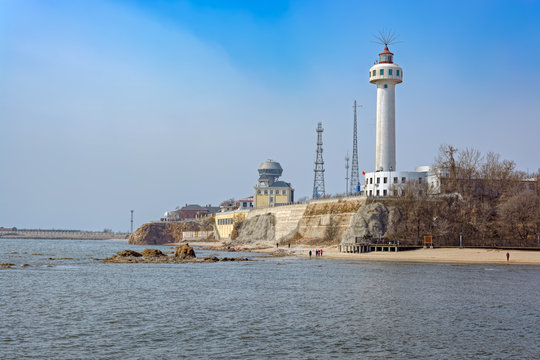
<box><xmin>374</xmin><ymin>29</ymin><xmax>400</xmax><ymax>46</ymax></box>
<box><xmin>345</xmin><ymin>154</ymin><xmax>350</xmax><ymax>195</ymax></box>
<box><xmin>350</xmin><ymin>100</ymin><xmax>361</xmax><ymax>193</ymax></box>
<box><xmin>313</xmin><ymin>122</ymin><xmax>325</xmax><ymax>199</ymax></box>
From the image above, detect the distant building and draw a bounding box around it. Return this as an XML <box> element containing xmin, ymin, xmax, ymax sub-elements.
<box><xmin>161</xmin><ymin>204</ymin><xmax>219</xmax><ymax>221</ymax></box>
<box><xmin>215</xmin><ymin>210</ymin><xmax>250</xmax><ymax>239</ymax></box>
<box><xmin>254</xmin><ymin>160</ymin><xmax>294</xmax><ymax>208</ymax></box>
<box><xmin>220</xmin><ymin>197</ymin><xmax>254</xmax><ymax>212</ymax></box>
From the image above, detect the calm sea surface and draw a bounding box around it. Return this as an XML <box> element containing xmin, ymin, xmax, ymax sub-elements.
<box><xmin>1</xmin><ymin>239</ymin><xmax>539</xmax><ymax>359</ymax></box>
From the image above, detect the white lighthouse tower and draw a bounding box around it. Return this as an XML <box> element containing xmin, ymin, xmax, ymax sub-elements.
<box><xmin>363</xmin><ymin>43</ymin><xmax>433</xmax><ymax>197</ymax></box>
<box><xmin>370</xmin><ymin>45</ymin><xmax>402</xmax><ymax>172</ymax></box>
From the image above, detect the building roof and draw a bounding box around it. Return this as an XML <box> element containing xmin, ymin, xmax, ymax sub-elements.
<box><xmin>271</xmin><ymin>181</ymin><xmax>291</xmax><ymax>188</ymax></box>
<box><xmin>205</xmin><ymin>206</ymin><xmax>220</xmax><ymax>213</ymax></box>
<box><xmin>180</xmin><ymin>204</ymin><xmax>208</xmax><ymax>211</ymax></box>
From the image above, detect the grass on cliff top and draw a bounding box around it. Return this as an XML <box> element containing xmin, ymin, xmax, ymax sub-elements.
<box><xmin>304</xmin><ymin>200</ymin><xmax>363</xmax><ymax>216</ymax></box>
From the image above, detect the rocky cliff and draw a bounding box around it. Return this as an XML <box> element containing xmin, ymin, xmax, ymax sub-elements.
<box><xmin>232</xmin><ymin>214</ymin><xmax>276</xmax><ymax>245</ymax></box>
<box><xmin>231</xmin><ymin>199</ymin><xmax>401</xmax><ymax>247</ymax></box>
<box><xmin>340</xmin><ymin>202</ymin><xmax>395</xmax><ymax>245</ymax></box>
<box><xmin>128</xmin><ymin>222</ymin><xmax>210</xmax><ymax>245</ymax></box>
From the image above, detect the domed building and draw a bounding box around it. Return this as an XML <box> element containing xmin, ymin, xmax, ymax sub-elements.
<box><xmin>254</xmin><ymin>160</ymin><xmax>294</xmax><ymax>208</ymax></box>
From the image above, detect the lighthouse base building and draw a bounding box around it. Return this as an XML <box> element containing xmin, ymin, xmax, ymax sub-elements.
<box><xmin>363</xmin><ymin>167</ymin><xmax>440</xmax><ymax>197</ymax></box>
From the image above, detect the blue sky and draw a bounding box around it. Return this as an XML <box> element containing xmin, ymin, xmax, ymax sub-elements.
<box><xmin>1</xmin><ymin>0</ymin><xmax>539</xmax><ymax>231</ymax></box>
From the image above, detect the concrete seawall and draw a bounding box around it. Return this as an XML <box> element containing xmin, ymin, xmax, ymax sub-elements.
<box><xmin>245</xmin><ymin>204</ymin><xmax>308</xmax><ymax>242</ymax></box>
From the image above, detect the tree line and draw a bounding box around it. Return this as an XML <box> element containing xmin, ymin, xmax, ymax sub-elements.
<box><xmin>387</xmin><ymin>145</ymin><xmax>540</xmax><ymax>247</ymax></box>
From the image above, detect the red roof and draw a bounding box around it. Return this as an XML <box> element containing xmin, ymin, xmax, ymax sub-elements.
<box><xmin>379</xmin><ymin>45</ymin><xmax>393</xmax><ymax>56</ymax></box>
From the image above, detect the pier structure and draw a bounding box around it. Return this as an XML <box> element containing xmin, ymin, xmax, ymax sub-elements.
<box><xmin>339</xmin><ymin>238</ymin><xmax>421</xmax><ymax>253</ymax></box>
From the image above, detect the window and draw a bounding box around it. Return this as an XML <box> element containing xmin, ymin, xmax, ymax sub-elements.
<box><xmin>381</xmin><ymin>55</ymin><xmax>386</xmax><ymax>62</ymax></box>
<box><xmin>376</xmin><ymin>190</ymin><xmax>380</xmax><ymax>196</ymax></box>
<box><xmin>380</xmin><ymin>69</ymin><xmax>384</xmax><ymax>75</ymax></box>
<box><xmin>383</xmin><ymin>177</ymin><xmax>387</xmax><ymax>184</ymax></box>
<box><xmin>282</xmin><ymin>190</ymin><xmax>286</xmax><ymax>195</ymax></box>
<box><xmin>370</xmin><ymin>178</ymin><xmax>373</xmax><ymax>184</ymax></box>
<box><xmin>264</xmin><ymin>190</ymin><xmax>268</xmax><ymax>194</ymax></box>
<box><xmin>401</xmin><ymin>177</ymin><xmax>406</xmax><ymax>183</ymax></box>
<box><xmin>369</xmin><ymin>190</ymin><xmax>373</xmax><ymax>196</ymax></box>
<box><xmin>270</xmin><ymin>197</ymin><xmax>273</xmax><ymax>202</ymax></box>
<box><xmin>389</xmin><ymin>69</ymin><xmax>393</xmax><ymax>75</ymax></box>
<box><xmin>384</xmin><ymin>84</ymin><xmax>388</xmax><ymax>88</ymax></box>
<box><xmin>270</xmin><ymin>190</ymin><xmax>273</xmax><ymax>194</ymax></box>
<box><xmin>397</xmin><ymin>69</ymin><xmax>400</xmax><ymax>76</ymax></box>
<box><xmin>257</xmin><ymin>189</ymin><xmax>261</xmax><ymax>194</ymax></box>
<box><xmin>393</xmin><ymin>177</ymin><xmax>398</xmax><ymax>183</ymax></box>
<box><xmin>377</xmin><ymin>177</ymin><xmax>380</xmax><ymax>184</ymax></box>
<box><xmin>372</xmin><ymin>70</ymin><xmax>376</xmax><ymax>76</ymax></box>
<box><xmin>383</xmin><ymin>190</ymin><xmax>387</xmax><ymax>196</ymax></box>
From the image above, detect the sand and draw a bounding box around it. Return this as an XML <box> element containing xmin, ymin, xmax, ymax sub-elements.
<box><xmin>182</xmin><ymin>239</ymin><xmax>540</xmax><ymax>265</ymax></box>
<box><xmin>242</xmin><ymin>244</ymin><xmax>540</xmax><ymax>265</ymax></box>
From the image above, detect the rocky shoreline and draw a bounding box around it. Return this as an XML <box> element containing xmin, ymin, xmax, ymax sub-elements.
<box><xmin>101</xmin><ymin>244</ymin><xmax>250</xmax><ymax>264</ymax></box>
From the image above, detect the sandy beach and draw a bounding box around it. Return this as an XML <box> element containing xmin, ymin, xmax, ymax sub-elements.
<box><xmin>190</xmin><ymin>240</ymin><xmax>540</xmax><ymax>265</ymax></box>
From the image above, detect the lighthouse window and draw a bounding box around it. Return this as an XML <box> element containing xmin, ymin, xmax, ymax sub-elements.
<box><xmin>380</xmin><ymin>69</ymin><xmax>384</xmax><ymax>75</ymax></box>
<box><xmin>389</xmin><ymin>69</ymin><xmax>393</xmax><ymax>75</ymax></box>
<box><xmin>369</xmin><ymin>177</ymin><xmax>373</xmax><ymax>184</ymax></box>
<box><xmin>384</xmin><ymin>84</ymin><xmax>388</xmax><ymax>89</ymax></box>
<box><xmin>383</xmin><ymin>177</ymin><xmax>387</xmax><ymax>184</ymax></box>
<box><xmin>397</xmin><ymin>69</ymin><xmax>400</xmax><ymax>76</ymax></box>
<box><xmin>372</xmin><ymin>70</ymin><xmax>376</xmax><ymax>76</ymax></box>
<box><xmin>376</xmin><ymin>177</ymin><xmax>380</xmax><ymax>184</ymax></box>
<box><xmin>393</xmin><ymin>177</ymin><xmax>398</xmax><ymax>184</ymax></box>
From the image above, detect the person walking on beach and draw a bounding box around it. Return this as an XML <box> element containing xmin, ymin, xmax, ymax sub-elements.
<box><xmin>276</xmin><ymin>242</ymin><xmax>279</xmax><ymax>248</ymax></box>
<box><xmin>309</xmin><ymin>250</ymin><xmax>312</xmax><ymax>259</ymax></box>
<box><xmin>506</xmin><ymin>252</ymin><xmax>510</xmax><ymax>262</ymax></box>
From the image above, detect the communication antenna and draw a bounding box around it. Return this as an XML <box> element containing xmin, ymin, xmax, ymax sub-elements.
<box><xmin>373</xmin><ymin>29</ymin><xmax>401</xmax><ymax>46</ymax></box>
<box><xmin>130</xmin><ymin>210</ymin><xmax>134</xmax><ymax>233</ymax></box>
<box><xmin>350</xmin><ymin>100</ymin><xmax>362</xmax><ymax>193</ymax></box>
<box><xmin>345</xmin><ymin>153</ymin><xmax>350</xmax><ymax>195</ymax></box>
<box><xmin>312</xmin><ymin>122</ymin><xmax>325</xmax><ymax>199</ymax></box>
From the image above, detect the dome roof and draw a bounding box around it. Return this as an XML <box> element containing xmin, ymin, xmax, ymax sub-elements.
<box><xmin>258</xmin><ymin>160</ymin><xmax>283</xmax><ymax>176</ymax></box>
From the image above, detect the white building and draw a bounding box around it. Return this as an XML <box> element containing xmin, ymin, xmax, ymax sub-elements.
<box><xmin>363</xmin><ymin>45</ymin><xmax>435</xmax><ymax>197</ymax></box>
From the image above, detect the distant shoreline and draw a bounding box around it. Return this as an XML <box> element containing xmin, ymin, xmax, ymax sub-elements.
<box><xmin>0</xmin><ymin>235</ymin><xmax>129</xmax><ymax>241</ymax></box>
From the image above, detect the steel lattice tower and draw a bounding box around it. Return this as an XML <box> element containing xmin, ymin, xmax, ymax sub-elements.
<box><xmin>350</xmin><ymin>100</ymin><xmax>361</xmax><ymax>192</ymax></box>
<box><xmin>312</xmin><ymin>122</ymin><xmax>325</xmax><ymax>199</ymax></box>
<box><xmin>345</xmin><ymin>154</ymin><xmax>350</xmax><ymax>195</ymax></box>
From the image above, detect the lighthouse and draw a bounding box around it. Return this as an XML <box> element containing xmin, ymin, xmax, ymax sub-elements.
<box><xmin>369</xmin><ymin>45</ymin><xmax>403</xmax><ymax>172</ymax></box>
<box><xmin>363</xmin><ymin>44</ymin><xmax>434</xmax><ymax>197</ymax></box>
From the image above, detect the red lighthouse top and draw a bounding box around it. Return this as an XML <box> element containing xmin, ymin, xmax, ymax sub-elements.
<box><xmin>378</xmin><ymin>46</ymin><xmax>394</xmax><ymax>64</ymax></box>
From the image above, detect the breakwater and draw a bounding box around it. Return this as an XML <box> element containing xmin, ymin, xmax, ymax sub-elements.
<box><xmin>0</xmin><ymin>228</ymin><xmax>129</xmax><ymax>240</ymax></box>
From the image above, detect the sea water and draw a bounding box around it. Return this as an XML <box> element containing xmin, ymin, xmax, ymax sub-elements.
<box><xmin>1</xmin><ymin>239</ymin><xmax>539</xmax><ymax>359</ymax></box>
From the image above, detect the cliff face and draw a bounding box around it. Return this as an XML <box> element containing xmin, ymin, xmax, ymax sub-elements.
<box><xmin>232</xmin><ymin>214</ymin><xmax>276</xmax><ymax>245</ymax></box>
<box><xmin>340</xmin><ymin>202</ymin><xmax>394</xmax><ymax>245</ymax></box>
<box><xmin>128</xmin><ymin>222</ymin><xmax>210</xmax><ymax>245</ymax></box>
<box><xmin>296</xmin><ymin>200</ymin><xmax>362</xmax><ymax>245</ymax></box>
<box><xmin>232</xmin><ymin>199</ymin><xmax>400</xmax><ymax>247</ymax></box>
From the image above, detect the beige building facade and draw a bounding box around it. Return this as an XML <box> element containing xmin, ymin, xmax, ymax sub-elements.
<box><xmin>254</xmin><ymin>160</ymin><xmax>294</xmax><ymax>208</ymax></box>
